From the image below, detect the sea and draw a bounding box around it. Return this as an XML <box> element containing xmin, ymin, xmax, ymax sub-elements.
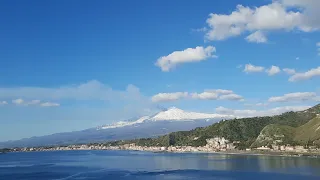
<box><xmin>0</xmin><ymin>150</ymin><xmax>320</xmax><ymax>180</ymax></box>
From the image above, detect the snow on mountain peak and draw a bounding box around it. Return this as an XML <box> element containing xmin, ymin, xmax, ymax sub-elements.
<box><xmin>97</xmin><ymin>107</ymin><xmax>235</xmax><ymax>130</ymax></box>
<box><xmin>150</xmin><ymin>107</ymin><xmax>233</xmax><ymax>121</ymax></box>
<box><xmin>99</xmin><ymin>116</ymin><xmax>150</xmax><ymax>130</ymax></box>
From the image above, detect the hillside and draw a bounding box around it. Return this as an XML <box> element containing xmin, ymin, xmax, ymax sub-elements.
<box><xmin>113</xmin><ymin>104</ymin><xmax>320</xmax><ymax>149</ymax></box>
<box><xmin>252</xmin><ymin>116</ymin><xmax>320</xmax><ymax>147</ymax></box>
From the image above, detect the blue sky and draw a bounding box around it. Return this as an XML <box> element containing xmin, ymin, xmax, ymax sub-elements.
<box><xmin>0</xmin><ymin>0</ymin><xmax>320</xmax><ymax>141</ymax></box>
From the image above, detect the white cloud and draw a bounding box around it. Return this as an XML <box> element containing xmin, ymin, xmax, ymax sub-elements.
<box><xmin>215</xmin><ymin>105</ymin><xmax>311</xmax><ymax>117</ymax></box>
<box><xmin>151</xmin><ymin>92</ymin><xmax>189</xmax><ymax>102</ymax></box>
<box><xmin>245</xmin><ymin>31</ymin><xmax>267</xmax><ymax>43</ymax></box>
<box><xmin>245</xmin><ymin>103</ymin><xmax>269</xmax><ymax>107</ymax></box>
<box><xmin>289</xmin><ymin>66</ymin><xmax>320</xmax><ymax>81</ymax></box>
<box><xmin>191</xmin><ymin>91</ymin><xmax>219</xmax><ymax>100</ymax></box>
<box><xmin>206</xmin><ymin>89</ymin><xmax>234</xmax><ymax>95</ymax></box>
<box><xmin>0</xmin><ymin>101</ymin><xmax>8</xmax><ymax>105</ymax></box>
<box><xmin>12</xmin><ymin>99</ymin><xmax>24</xmax><ymax>105</ymax></box>
<box><xmin>40</xmin><ymin>102</ymin><xmax>60</xmax><ymax>107</ymax></box>
<box><xmin>205</xmin><ymin>1</ymin><xmax>319</xmax><ymax>42</ymax></box>
<box><xmin>155</xmin><ymin>46</ymin><xmax>217</xmax><ymax>72</ymax></box>
<box><xmin>191</xmin><ymin>89</ymin><xmax>242</xmax><ymax>101</ymax></box>
<box><xmin>243</xmin><ymin>64</ymin><xmax>265</xmax><ymax>73</ymax></box>
<box><xmin>152</xmin><ymin>89</ymin><xmax>242</xmax><ymax>102</ymax></box>
<box><xmin>266</xmin><ymin>65</ymin><xmax>281</xmax><ymax>76</ymax></box>
<box><xmin>283</xmin><ymin>68</ymin><xmax>296</xmax><ymax>75</ymax></box>
<box><xmin>268</xmin><ymin>92</ymin><xmax>317</xmax><ymax>102</ymax></box>
<box><xmin>219</xmin><ymin>94</ymin><xmax>244</xmax><ymax>101</ymax></box>
<box><xmin>11</xmin><ymin>98</ymin><xmax>60</xmax><ymax>107</ymax></box>
<box><xmin>0</xmin><ymin>80</ymin><xmax>143</xmax><ymax>102</ymax></box>
<box><xmin>0</xmin><ymin>80</ymin><xmax>159</xmax><ymax>116</ymax></box>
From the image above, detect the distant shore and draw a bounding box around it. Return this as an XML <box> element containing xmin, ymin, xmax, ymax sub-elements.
<box><xmin>4</xmin><ymin>145</ymin><xmax>320</xmax><ymax>158</ymax></box>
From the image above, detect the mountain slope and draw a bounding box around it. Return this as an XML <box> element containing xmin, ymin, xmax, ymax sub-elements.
<box><xmin>252</xmin><ymin>115</ymin><xmax>320</xmax><ymax>147</ymax></box>
<box><xmin>118</xmin><ymin>104</ymin><xmax>320</xmax><ymax>149</ymax></box>
<box><xmin>0</xmin><ymin>108</ymin><xmax>228</xmax><ymax>148</ymax></box>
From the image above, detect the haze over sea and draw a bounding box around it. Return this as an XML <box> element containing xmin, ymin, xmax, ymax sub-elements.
<box><xmin>1</xmin><ymin>150</ymin><xmax>320</xmax><ymax>180</ymax></box>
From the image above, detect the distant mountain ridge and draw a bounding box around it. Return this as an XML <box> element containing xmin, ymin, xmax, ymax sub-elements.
<box><xmin>1</xmin><ymin>105</ymin><xmax>318</xmax><ymax>149</ymax></box>
<box><xmin>0</xmin><ymin>107</ymin><xmax>234</xmax><ymax>148</ymax></box>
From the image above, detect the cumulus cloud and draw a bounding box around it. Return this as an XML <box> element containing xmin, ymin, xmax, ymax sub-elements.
<box><xmin>266</xmin><ymin>65</ymin><xmax>281</xmax><ymax>76</ymax></box>
<box><xmin>205</xmin><ymin>1</ymin><xmax>319</xmax><ymax>42</ymax></box>
<box><xmin>245</xmin><ymin>31</ymin><xmax>267</xmax><ymax>43</ymax></box>
<box><xmin>289</xmin><ymin>66</ymin><xmax>320</xmax><ymax>82</ymax></box>
<box><xmin>243</xmin><ymin>64</ymin><xmax>265</xmax><ymax>73</ymax></box>
<box><xmin>151</xmin><ymin>92</ymin><xmax>189</xmax><ymax>102</ymax></box>
<box><xmin>268</xmin><ymin>92</ymin><xmax>317</xmax><ymax>102</ymax></box>
<box><xmin>283</xmin><ymin>68</ymin><xmax>296</xmax><ymax>75</ymax></box>
<box><xmin>155</xmin><ymin>46</ymin><xmax>217</xmax><ymax>72</ymax></box>
<box><xmin>215</xmin><ymin>105</ymin><xmax>311</xmax><ymax>117</ymax></box>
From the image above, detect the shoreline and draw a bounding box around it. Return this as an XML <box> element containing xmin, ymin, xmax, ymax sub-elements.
<box><xmin>6</xmin><ymin>148</ymin><xmax>320</xmax><ymax>158</ymax></box>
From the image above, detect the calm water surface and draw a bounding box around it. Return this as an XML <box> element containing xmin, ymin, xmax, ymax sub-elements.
<box><xmin>0</xmin><ymin>150</ymin><xmax>320</xmax><ymax>180</ymax></box>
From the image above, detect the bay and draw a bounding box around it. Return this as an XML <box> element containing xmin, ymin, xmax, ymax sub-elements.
<box><xmin>0</xmin><ymin>150</ymin><xmax>320</xmax><ymax>180</ymax></box>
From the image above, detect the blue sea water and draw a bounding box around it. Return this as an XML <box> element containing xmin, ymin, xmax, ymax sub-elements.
<box><xmin>0</xmin><ymin>150</ymin><xmax>320</xmax><ymax>180</ymax></box>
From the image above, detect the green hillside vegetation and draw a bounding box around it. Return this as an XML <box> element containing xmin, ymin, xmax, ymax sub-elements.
<box><xmin>109</xmin><ymin>104</ymin><xmax>320</xmax><ymax>149</ymax></box>
<box><xmin>252</xmin><ymin>116</ymin><xmax>320</xmax><ymax>147</ymax></box>
<box><xmin>251</xmin><ymin>124</ymin><xmax>296</xmax><ymax>147</ymax></box>
<box><xmin>294</xmin><ymin>116</ymin><xmax>320</xmax><ymax>145</ymax></box>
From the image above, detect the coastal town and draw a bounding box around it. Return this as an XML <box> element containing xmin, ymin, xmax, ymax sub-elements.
<box><xmin>4</xmin><ymin>136</ymin><xmax>320</xmax><ymax>157</ymax></box>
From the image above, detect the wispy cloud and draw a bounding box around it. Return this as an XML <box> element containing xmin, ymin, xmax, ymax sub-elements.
<box><xmin>289</xmin><ymin>66</ymin><xmax>320</xmax><ymax>82</ymax></box>
<box><xmin>40</xmin><ymin>102</ymin><xmax>60</xmax><ymax>107</ymax></box>
<box><xmin>268</xmin><ymin>92</ymin><xmax>318</xmax><ymax>102</ymax></box>
<box><xmin>151</xmin><ymin>92</ymin><xmax>189</xmax><ymax>102</ymax></box>
<box><xmin>152</xmin><ymin>89</ymin><xmax>243</xmax><ymax>102</ymax></box>
<box><xmin>283</xmin><ymin>68</ymin><xmax>296</xmax><ymax>75</ymax></box>
<box><xmin>215</xmin><ymin>105</ymin><xmax>311</xmax><ymax>117</ymax></box>
<box><xmin>0</xmin><ymin>101</ymin><xmax>8</xmax><ymax>105</ymax></box>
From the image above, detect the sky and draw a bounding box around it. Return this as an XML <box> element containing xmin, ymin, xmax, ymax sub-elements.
<box><xmin>0</xmin><ymin>0</ymin><xmax>320</xmax><ymax>141</ymax></box>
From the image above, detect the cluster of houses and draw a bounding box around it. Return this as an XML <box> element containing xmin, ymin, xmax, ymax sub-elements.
<box><xmin>8</xmin><ymin>136</ymin><xmax>320</xmax><ymax>155</ymax></box>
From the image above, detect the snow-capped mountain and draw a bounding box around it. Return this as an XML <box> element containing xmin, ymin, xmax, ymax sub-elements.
<box><xmin>99</xmin><ymin>116</ymin><xmax>150</xmax><ymax>129</ymax></box>
<box><xmin>0</xmin><ymin>107</ymin><xmax>234</xmax><ymax>148</ymax></box>
<box><xmin>98</xmin><ymin>107</ymin><xmax>235</xmax><ymax>129</ymax></box>
<box><xmin>150</xmin><ymin>107</ymin><xmax>234</xmax><ymax>121</ymax></box>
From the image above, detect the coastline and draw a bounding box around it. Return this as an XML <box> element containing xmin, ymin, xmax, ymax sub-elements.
<box><xmin>5</xmin><ymin>146</ymin><xmax>320</xmax><ymax>158</ymax></box>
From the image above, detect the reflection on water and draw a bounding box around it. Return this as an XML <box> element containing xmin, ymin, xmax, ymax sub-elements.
<box><xmin>1</xmin><ymin>150</ymin><xmax>320</xmax><ymax>180</ymax></box>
